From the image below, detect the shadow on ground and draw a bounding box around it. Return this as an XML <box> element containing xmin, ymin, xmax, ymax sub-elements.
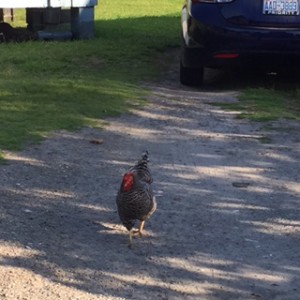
<box><xmin>0</xmin><ymin>64</ymin><xmax>300</xmax><ymax>299</ymax></box>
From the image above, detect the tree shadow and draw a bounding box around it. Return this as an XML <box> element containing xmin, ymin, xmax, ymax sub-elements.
<box><xmin>202</xmin><ymin>67</ymin><xmax>300</xmax><ymax>91</ymax></box>
<box><xmin>0</xmin><ymin>14</ymin><xmax>300</xmax><ymax>300</ymax></box>
<box><xmin>1</xmin><ymin>80</ymin><xmax>299</xmax><ymax>299</ymax></box>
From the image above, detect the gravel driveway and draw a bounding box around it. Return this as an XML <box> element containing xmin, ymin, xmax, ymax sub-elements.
<box><xmin>0</xmin><ymin>63</ymin><xmax>299</xmax><ymax>300</ymax></box>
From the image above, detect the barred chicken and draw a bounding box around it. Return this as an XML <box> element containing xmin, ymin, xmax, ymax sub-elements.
<box><xmin>116</xmin><ymin>151</ymin><xmax>156</xmax><ymax>246</ymax></box>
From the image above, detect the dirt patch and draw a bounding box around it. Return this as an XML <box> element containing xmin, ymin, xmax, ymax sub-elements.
<box><xmin>0</xmin><ymin>59</ymin><xmax>299</xmax><ymax>299</ymax></box>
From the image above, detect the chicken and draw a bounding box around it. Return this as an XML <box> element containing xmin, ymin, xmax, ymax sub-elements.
<box><xmin>116</xmin><ymin>151</ymin><xmax>157</xmax><ymax>246</ymax></box>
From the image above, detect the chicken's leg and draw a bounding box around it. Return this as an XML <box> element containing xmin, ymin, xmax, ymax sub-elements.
<box><xmin>132</xmin><ymin>198</ymin><xmax>156</xmax><ymax>238</ymax></box>
<box><xmin>133</xmin><ymin>220</ymin><xmax>145</xmax><ymax>237</ymax></box>
<box><xmin>128</xmin><ymin>229</ymin><xmax>134</xmax><ymax>247</ymax></box>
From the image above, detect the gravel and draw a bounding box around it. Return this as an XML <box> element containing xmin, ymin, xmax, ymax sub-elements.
<box><xmin>0</xmin><ymin>61</ymin><xmax>299</xmax><ymax>300</ymax></box>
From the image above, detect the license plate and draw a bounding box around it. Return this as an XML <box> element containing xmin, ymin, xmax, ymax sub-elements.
<box><xmin>263</xmin><ymin>0</ymin><xmax>300</xmax><ymax>15</ymax></box>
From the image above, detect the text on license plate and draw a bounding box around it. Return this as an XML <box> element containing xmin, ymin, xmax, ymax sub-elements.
<box><xmin>263</xmin><ymin>0</ymin><xmax>300</xmax><ymax>15</ymax></box>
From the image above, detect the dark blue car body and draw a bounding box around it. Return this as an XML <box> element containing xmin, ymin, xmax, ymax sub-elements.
<box><xmin>180</xmin><ymin>0</ymin><xmax>300</xmax><ymax>85</ymax></box>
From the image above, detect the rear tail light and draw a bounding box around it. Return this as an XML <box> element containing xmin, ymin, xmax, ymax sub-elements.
<box><xmin>192</xmin><ymin>0</ymin><xmax>233</xmax><ymax>3</ymax></box>
<box><xmin>213</xmin><ymin>53</ymin><xmax>239</xmax><ymax>59</ymax></box>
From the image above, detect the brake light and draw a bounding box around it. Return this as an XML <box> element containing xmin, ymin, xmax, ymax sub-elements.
<box><xmin>213</xmin><ymin>53</ymin><xmax>239</xmax><ymax>59</ymax></box>
<box><xmin>192</xmin><ymin>0</ymin><xmax>233</xmax><ymax>3</ymax></box>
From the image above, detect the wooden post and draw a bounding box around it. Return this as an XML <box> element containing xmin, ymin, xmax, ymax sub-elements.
<box><xmin>71</xmin><ymin>6</ymin><xmax>95</xmax><ymax>39</ymax></box>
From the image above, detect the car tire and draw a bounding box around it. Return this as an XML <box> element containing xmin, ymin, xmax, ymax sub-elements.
<box><xmin>180</xmin><ymin>60</ymin><xmax>204</xmax><ymax>86</ymax></box>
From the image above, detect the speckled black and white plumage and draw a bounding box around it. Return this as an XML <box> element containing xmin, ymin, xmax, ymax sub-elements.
<box><xmin>116</xmin><ymin>151</ymin><xmax>156</xmax><ymax>235</ymax></box>
<box><xmin>128</xmin><ymin>151</ymin><xmax>153</xmax><ymax>185</ymax></box>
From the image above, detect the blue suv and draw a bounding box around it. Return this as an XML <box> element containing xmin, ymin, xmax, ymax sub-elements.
<box><xmin>180</xmin><ymin>0</ymin><xmax>300</xmax><ymax>85</ymax></box>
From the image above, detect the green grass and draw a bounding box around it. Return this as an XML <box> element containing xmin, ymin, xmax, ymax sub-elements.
<box><xmin>214</xmin><ymin>70</ymin><xmax>300</xmax><ymax>122</ymax></box>
<box><xmin>238</xmin><ymin>88</ymin><xmax>300</xmax><ymax>121</ymax></box>
<box><xmin>219</xmin><ymin>88</ymin><xmax>300</xmax><ymax>122</ymax></box>
<box><xmin>0</xmin><ymin>0</ymin><xmax>182</xmax><ymax>159</ymax></box>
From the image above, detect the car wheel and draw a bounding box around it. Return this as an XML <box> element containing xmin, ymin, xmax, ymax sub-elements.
<box><xmin>180</xmin><ymin>60</ymin><xmax>204</xmax><ymax>86</ymax></box>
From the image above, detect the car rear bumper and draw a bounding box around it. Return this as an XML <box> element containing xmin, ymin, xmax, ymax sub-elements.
<box><xmin>181</xmin><ymin>6</ymin><xmax>300</xmax><ymax>70</ymax></box>
<box><xmin>181</xmin><ymin>43</ymin><xmax>300</xmax><ymax>70</ymax></box>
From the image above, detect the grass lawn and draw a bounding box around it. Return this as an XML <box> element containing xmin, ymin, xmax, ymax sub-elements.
<box><xmin>0</xmin><ymin>0</ymin><xmax>182</xmax><ymax>160</ymax></box>
<box><xmin>236</xmin><ymin>88</ymin><xmax>300</xmax><ymax>121</ymax></box>
<box><xmin>216</xmin><ymin>76</ymin><xmax>300</xmax><ymax>122</ymax></box>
